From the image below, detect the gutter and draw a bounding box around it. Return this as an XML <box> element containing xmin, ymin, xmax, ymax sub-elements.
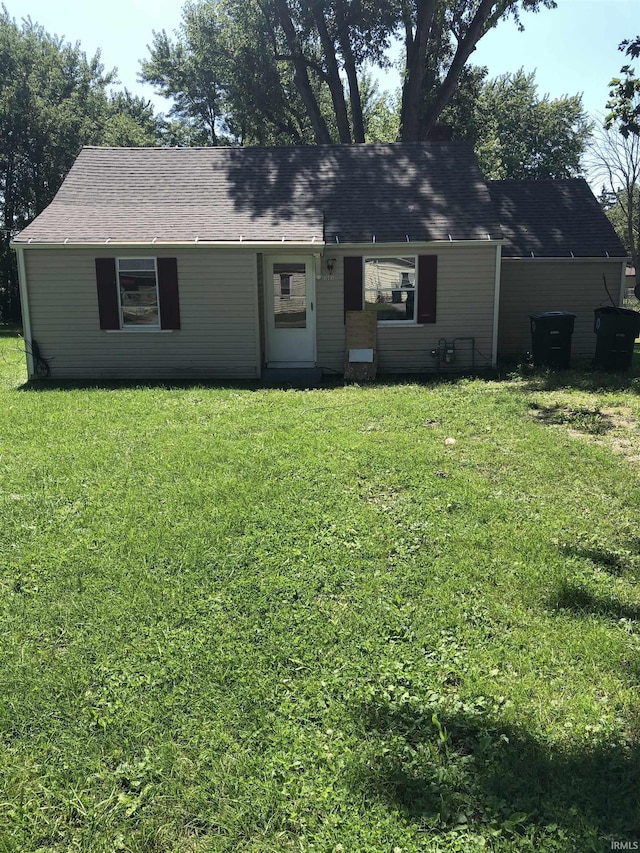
<box><xmin>15</xmin><ymin>246</ymin><xmax>34</xmax><ymax>379</ymax></box>
<box><xmin>9</xmin><ymin>238</ymin><xmax>505</xmax><ymax>251</ymax></box>
<box><xmin>501</xmin><ymin>255</ymin><xmax>626</xmax><ymax>263</ymax></box>
<box><xmin>10</xmin><ymin>239</ymin><xmax>326</xmax><ymax>251</ymax></box>
<box><xmin>330</xmin><ymin>239</ymin><xmax>503</xmax><ymax>250</ymax></box>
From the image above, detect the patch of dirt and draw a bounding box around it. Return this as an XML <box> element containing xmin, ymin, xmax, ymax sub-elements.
<box><xmin>529</xmin><ymin>402</ymin><xmax>613</xmax><ymax>435</ymax></box>
<box><xmin>532</xmin><ymin>400</ymin><xmax>640</xmax><ymax>464</ymax></box>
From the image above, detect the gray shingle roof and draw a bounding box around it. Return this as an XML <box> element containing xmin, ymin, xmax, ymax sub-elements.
<box><xmin>487</xmin><ymin>179</ymin><xmax>627</xmax><ymax>258</ymax></box>
<box><xmin>15</xmin><ymin>143</ymin><xmax>502</xmax><ymax>245</ymax></box>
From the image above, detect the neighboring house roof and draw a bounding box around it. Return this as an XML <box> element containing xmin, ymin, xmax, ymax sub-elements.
<box><xmin>488</xmin><ymin>179</ymin><xmax>627</xmax><ymax>259</ymax></box>
<box><xmin>15</xmin><ymin>143</ymin><xmax>502</xmax><ymax>246</ymax></box>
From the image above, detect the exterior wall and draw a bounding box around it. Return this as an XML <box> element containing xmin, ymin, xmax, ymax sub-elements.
<box><xmin>498</xmin><ymin>259</ymin><xmax>626</xmax><ymax>359</ymax></box>
<box><xmin>24</xmin><ymin>247</ymin><xmax>260</xmax><ymax>379</ymax></box>
<box><xmin>22</xmin><ymin>242</ymin><xmax>498</xmax><ymax>380</ymax></box>
<box><xmin>316</xmin><ymin>244</ymin><xmax>498</xmax><ymax>373</ymax></box>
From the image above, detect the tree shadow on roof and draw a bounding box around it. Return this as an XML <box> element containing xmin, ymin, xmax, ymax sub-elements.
<box><xmin>220</xmin><ymin>143</ymin><xmax>500</xmax><ymax>243</ymax></box>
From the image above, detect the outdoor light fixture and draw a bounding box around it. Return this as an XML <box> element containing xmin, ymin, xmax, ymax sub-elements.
<box><xmin>326</xmin><ymin>257</ymin><xmax>336</xmax><ymax>274</ymax></box>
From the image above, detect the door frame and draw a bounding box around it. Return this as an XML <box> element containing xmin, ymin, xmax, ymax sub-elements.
<box><xmin>264</xmin><ymin>254</ymin><xmax>317</xmax><ymax>368</ymax></box>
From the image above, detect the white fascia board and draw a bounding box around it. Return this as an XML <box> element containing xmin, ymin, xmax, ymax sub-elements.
<box><xmin>14</xmin><ymin>246</ymin><xmax>34</xmax><ymax>379</ymax></box>
<box><xmin>10</xmin><ymin>240</ymin><xmax>326</xmax><ymax>251</ymax></box>
<box><xmin>333</xmin><ymin>239</ymin><xmax>503</xmax><ymax>250</ymax></box>
<box><xmin>501</xmin><ymin>256</ymin><xmax>627</xmax><ymax>263</ymax></box>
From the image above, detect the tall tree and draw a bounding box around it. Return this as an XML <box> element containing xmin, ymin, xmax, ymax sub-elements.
<box><xmin>140</xmin><ymin>0</ymin><xmax>322</xmax><ymax>145</ymax></box>
<box><xmin>606</xmin><ymin>37</ymin><xmax>640</xmax><ymax>139</ymax></box>
<box><xmin>142</xmin><ymin>0</ymin><xmax>557</xmax><ymax>146</ymax></box>
<box><xmin>398</xmin><ymin>0</ymin><xmax>556</xmax><ymax>141</ymax></box>
<box><xmin>442</xmin><ymin>68</ymin><xmax>591</xmax><ymax>179</ymax></box>
<box><xmin>588</xmin><ymin>125</ymin><xmax>640</xmax><ymax>287</ymax></box>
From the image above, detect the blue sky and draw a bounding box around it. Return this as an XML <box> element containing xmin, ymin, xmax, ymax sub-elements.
<box><xmin>10</xmin><ymin>0</ymin><xmax>640</xmax><ymax>121</ymax></box>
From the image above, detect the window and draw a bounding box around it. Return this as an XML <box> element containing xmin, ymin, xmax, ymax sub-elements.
<box><xmin>95</xmin><ymin>257</ymin><xmax>180</xmax><ymax>331</ymax></box>
<box><xmin>364</xmin><ymin>256</ymin><xmax>417</xmax><ymax>323</ymax></box>
<box><xmin>118</xmin><ymin>258</ymin><xmax>159</xmax><ymax>327</ymax></box>
<box><xmin>279</xmin><ymin>272</ymin><xmax>292</xmax><ymax>300</ymax></box>
<box><xmin>273</xmin><ymin>262</ymin><xmax>306</xmax><ymax>329</ymax></box>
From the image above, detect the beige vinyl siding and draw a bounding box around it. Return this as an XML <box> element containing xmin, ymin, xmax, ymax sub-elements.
<box><xmin>24</xmin><ymin>247</ymin><xmax>259</xmax><ymax>379</ymax></box>
<box><xmin>317</xmin><ymin>244</ymin><xmax>497</xmax><ymax>373</ymax></box>
<box><xmin>316</xmin><ymin>268</ymin><xmax>345</xmax><ymax>373</ymax></box>
<box><xmin>498</xmin><ymin>259</ymin><xmax>625</xmax><ymax>359</ymax></box>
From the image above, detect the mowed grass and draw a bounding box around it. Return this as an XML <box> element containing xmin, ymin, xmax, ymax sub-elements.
<box><xmin>0</xmin><ymin>333</ymin><xmax>639</xmax><ymax>852</ymax></box>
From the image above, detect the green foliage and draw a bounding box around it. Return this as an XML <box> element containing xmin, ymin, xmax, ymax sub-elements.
<box><xmin>607</xmin><ymin>37</ymin><xmax>640</xmax><ymax>139</ymax></box>
<box><xmin>0</xmin><ymin>336</ymin><xmax>640</xmax><ymax>849</ymax></box>
<box><xmin>605</xmin><ymin>186</ymin><xmax>640</xmax><ymax>263</ymax></box>
<box><xmin>101</xmin><ymin>91</ymin><xmax>163</xmax><ymax>148</ymax></box>
<box><xmin>465</xmin><ymin>69</ymin><xmax>589</xmax><ymax>179</ymax></box>
<box><xmin>140</xmin><ymin>0</ymin><xmax>319</xmax><ymax>145</ymax></box>
<box><xmin>439</xmin><ymin>67</ymin><xmax>591</xmax><ymax>179</ymax></box>
<box><xmin>140</xmin><ymin>0</ymin><xmax>558</xmax><ymax>145</ymax></box>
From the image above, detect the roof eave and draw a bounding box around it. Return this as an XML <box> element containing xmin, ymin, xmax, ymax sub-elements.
<box><xmin>11</xmin><ymin>238</ymin><xmax>326</xmax><ymax>250</ymax></box>
<box><xmin>501</xmin><ymin>254</ymin><xmax>628</xmax><ymax>261</ymax></box>
<box><xmin>325</xmin><ymin>238</ymin><xmax>504</xmax><ymax>249</ymax></box>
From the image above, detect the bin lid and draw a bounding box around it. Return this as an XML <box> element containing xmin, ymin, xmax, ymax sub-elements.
<box><xmin>594</xmin><ymin>306</ymin><xmax>639</xmax><ymax>318</ymax></box>
<box><xmin>530</xmin><ymin>311</ymin><xmax>576</xmax><ymax>320</ymax></box>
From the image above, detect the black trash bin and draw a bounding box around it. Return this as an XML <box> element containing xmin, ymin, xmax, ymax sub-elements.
<box><xmin>593</xmin><ymin>307</ymin><xmax>640</xmax><ymax>370</ymax></box>
<box><xmin>530</xmin><ymin>311</ymin><xmax>576</xmax><ymax>369</ymax></box>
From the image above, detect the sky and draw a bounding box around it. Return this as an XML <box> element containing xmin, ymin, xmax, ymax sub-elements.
<box><xmin>8</xmin><ymin>0</ymin><xmax>640</xmax><ymax>121</ymax></box>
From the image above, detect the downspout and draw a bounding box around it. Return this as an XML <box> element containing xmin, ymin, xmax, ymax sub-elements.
<box><xmin>15</xmin><ymin>246</ymin><xmax>34</xmax><ymax>379</ymax></box>
<box><xmin>619</xmin><ymin>259</ymin><xmax>627</xmax><ymax>306</ymax></box>
<box><xmin>491</xmin><ymin>244</ymin><xmax>502</xmax><ymax>368</ymax></box>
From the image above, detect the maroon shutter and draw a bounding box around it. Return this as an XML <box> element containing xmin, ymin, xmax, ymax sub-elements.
<box><xmin>417</xmin><ymin>255</ymin><xmax>437</xmax><ymax>324</ymax></box>
<box><xmin>157</xmin><ymin>257</ymin><xmax>180</xmax><ymax>330</ymax></box>
<box><xmin>343</xmin><ymin>256</ymin><xmax>363</xmax><ymax>322</ymax></box>
<box><xmin>95</xmin><ymin>258</ymin><xmax>119</xmax><ymax>330</ymax></box>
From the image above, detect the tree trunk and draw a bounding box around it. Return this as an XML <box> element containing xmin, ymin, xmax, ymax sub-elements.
<box><xmin>399</xmin><ymin>0</ymin><xmax>437</xmax><ymax>142</ymax></box>
<box><xmin>311</xmin><ymin>7</ymin><xmax>352</xmax><ymax>143</ymax></box>
<box><xmin>334</xmin><ymin>0</ymin><xmax>365</xmax><ymax>143</ymax></box>
<box><xmin>273</xmin><ymin>0</ymin><xmax>332</xmax><ymax>145</ymax></box>
<box><xmin>421</xmin><ymin>0</ymin><xmax>495</xmax><ymax>139</ymax></box>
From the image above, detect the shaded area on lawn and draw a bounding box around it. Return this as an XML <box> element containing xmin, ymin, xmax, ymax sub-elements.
<box><xmin>508</xmin><ymin>344</ymin><xmax>640</xmax><ymax>395</ymax></box>
<box><xmin>560</xmin><ymin>539</ymin><xmax>640</xmax><ymax>579</ymax></box>
<box><xmin>359</xmin><ymin>701</ymin><xmax>640</xmax><ymax>844</ymax></box>
<box><xmin>552</xmin><ymin>581</ymin><xmax>640</xmax><ymax>623</ymax></box>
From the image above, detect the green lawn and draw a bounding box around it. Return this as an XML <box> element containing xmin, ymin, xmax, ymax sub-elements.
<box><xmin>0</xmin><ymin>333</ymin><xmax>639</xmax><ymax>852</ymax></box>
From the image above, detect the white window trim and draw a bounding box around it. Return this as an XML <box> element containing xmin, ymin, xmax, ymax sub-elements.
<box><xmin>363</xmin><ymin>254</ymin><xmax>418</xmax><ymax>325</ymax></box>
<box><xmin>116</xmin><ymin>257</ymin><xmax>161</xmax><ymax>330</ymax></box>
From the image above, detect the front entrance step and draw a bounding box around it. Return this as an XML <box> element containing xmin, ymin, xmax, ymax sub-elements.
<box><xmin>261</xmin><ymin>367</ymin><xmax>324</xmax><ymax>388</ymax></box>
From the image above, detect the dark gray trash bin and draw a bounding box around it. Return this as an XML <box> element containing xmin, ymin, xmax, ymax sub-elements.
<box><xmin>530</xmin><ymin>311</ymin><xmax>576</xmax><ymax>369</ymax></box>
<box><xmin>593</xmin><ymin>307</ymin><xmax>640</xmax><ymax>371</ymax></box>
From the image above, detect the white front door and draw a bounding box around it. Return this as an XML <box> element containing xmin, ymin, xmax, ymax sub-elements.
<box><xmin>265</xmin><ymin>255</ymin><xmax>316</xmax><ymax>366</ymax></box>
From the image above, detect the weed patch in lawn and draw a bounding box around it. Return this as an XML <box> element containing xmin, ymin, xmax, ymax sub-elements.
<box><xmin>529</xmin><ymin>401</ymin><xmax>614</xmax><ymax>435</ymax></box>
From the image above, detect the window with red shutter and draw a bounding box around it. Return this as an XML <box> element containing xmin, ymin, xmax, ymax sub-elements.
<box><xmin>343</xmin><ymin>256</ymin><xmax>363</xmax><ymax>322</ymax></box>
<box><xmin>416</xmin><ymin>255</ymin><xmax>437</xmax><ymax>324</ymax></box>
<box><xmin>95</xmin><ymin>256</ymin><xmax>180</xmax><ymax>330</ymax></box>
